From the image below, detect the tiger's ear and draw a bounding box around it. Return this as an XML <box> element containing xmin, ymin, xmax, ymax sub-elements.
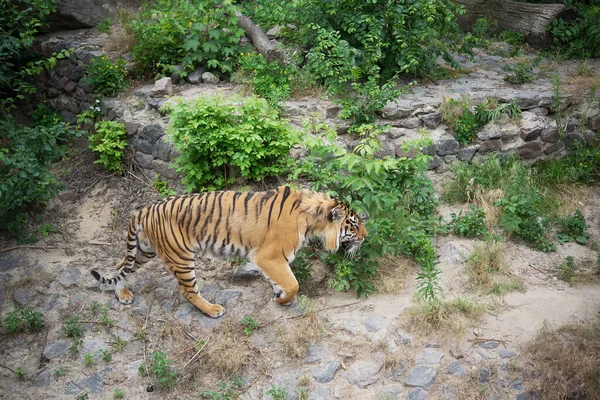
<box><xmin>328</xmin><ymin>206</ymin><xmax>344</xmax><ymax>222</ymax></box>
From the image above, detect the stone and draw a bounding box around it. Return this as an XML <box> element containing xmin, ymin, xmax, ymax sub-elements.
<box><xmin>125</xmin><ymin>359</ymin><xmax>143</xmax><ymax>379</ymax></box>
<box><xmin>566</xmin><ymin>117</ymin><xmax>580</xmax><ymax>133</ymax></box>
<box><xmin>380</xmin><ymin>384</ymin><xmax>403</xmax><ymax>398</ymax></box>
<box><xmin>312</xmin><ymin>360</ymin><xmax>340</xmax><ymax>383</ymax></box>
<box><xmin>446</xmin><ymin>361</ymin><xmax>466</xmax><ymax>377</ymax></box>
<box><xmin>80</xmin><ymin>338</ymin><xmax>106</xmax><ymax>363</ymax></box>
<box><xmin>479</xmin><ymin>139</ymin><xmax>502</xmax><ymax>154</ymax></box>
<box><xmin>421</xmin><ymin>113</ymin><xmax>442</xmax><ymax>129</ymax></box>
<box><xmin>375</xmin><ymin>139</ymin><xmax>396</xmax><ymax>158</ymax></box>
<box><xmin>415</xmin><ymin>349</ymin><xmax>444</xmax><ymax>364</ymax></box>
<box><xmin>271</xmin><ymin>369</ymin><xmax>305</xmax><ymax>400</ymax></box>
<box><xmin>516</xmin><ymin>391</ymin><xmax>541</xmax><ymax>400</ymax></box>
<box><xmin>169</xmin><ymin>65</ymin><xmax>184</xmax><ymax>84</ymax></box>
<box><xmin>43</xmin><ymin>340</ymin><xmax>70</xmax><ymax>361</ymax></box>
<box><xmin>14</xmin><ymin>288</ymin><xmax>34</xmax><ymax>307</ymax></box>
<box><xmin>60</xmin><ymin>111</ymin><xmax>77</xmax><ymax>124</ymax></box>
<box><xmin>47</xmin><ymin>0</ymin><xmax>112</xmax><ymax>29</ymax></box>
<box><xmin>436</xmin><ymin>136</ymin><xmax>460</xmax><ymax>156</ymax></box>
<box><xmin>476</xmin><ymin>348</ymin><xmax>496</xmax><ymax>359</ymax></box>
<box><xmin>477</xmin><ymin>123</ymin><xmax>504</xmax><ymax>141</ymax></box>
<box><xmin>396</xmin><ymin>117</ymin><xmax>421</xmax><ymax>129</ymax></box>
<box><xmin>540</xmin><ymin>123</ymin><xmax>559</xmax><ymax>143</ymax></box>
<box><xmin>140</xmin><ymin>124</ymin><xmax>165</xmax><ymax>143</ymax></box>
<box><xmin>480</xmin><ymin>341</ymin><xmax>499</xmax><ymax>349</ymax></box>
<box><xmin>396</xmin><ymin>147</ymin><xmax>417</xmax><ymax>158</ymax></box>
<box><xmin>186</xmin><ymin>68</ymin><xmax>206</xmax><ymax>84</ymax></box>
<box><xmin>519</xmin><ymin>112</ymin><xmax>545</xmax><ymax>141</ymax></box>
<box><xmin>342</xmin><ymin>320</ymin><xmax>361</xmax><ymax>336</ymax></box>
<box><xmin>306</xmin><ymin>344</ymin><xmax>328</xmax><ymax>363</ymax></box>
<box><xmin>215</xmin><ymin>290</ymin><xmax>241</xmax><ymax>307</ymax></box>
<box><xmin>266</xmin><ymin>25</ymin><xmax>282</xmax><ymax>38</ymax></box>
<box><xmin>325</xmin><ymin>105</ymin><xmax>341</xmax><ymax>119</ymax></box>
<box><xmin>202</xmin><ymin>72</ymin><xmax>220</xmax><ymax>84</ymax></box>
<box><xmin>32</xmin><ymin>370</ymin><xmax>53</xmax><ymax>387</ymax></box>
<box><xmin>344</xmin><ymin>355</ymin><xmax>384</xmax><ymax>388</ymax></box>
<box><xmin>233</xmin><ymin>263</ymin><xmax>262</xmax><ymax>280</ymax></box>
<box><xmin>65</xmin><ymin>367</ymin><xmax>112</xmax><ymax>395</ymax></box>
<box><xmin>150</xmin><ymin>77</ymin><xmax>172</xmax><ymax>98</ymax></box>
<box><xmin>134</xmin><ymin>85</ymin><xmax>154</xmax><ymax>98</ymax></box>
<box><xmin>152</xmin><ymin>139</ymin><xmax>172</xmax><ymax>161</ymax></box>
<box><xmin>132</xmin><ymin>297</ymin><xmax>149</xmax><ymax>317</ymax></box>
<box><xmin>308</xmin><ymin>385</ymin><xmax>331</xmax><ymax>400</ymax></box>
<box><xmin>424</xmin><ymin>343</ymin><xmax>441</xmax><ymax>348</ymax></box>
<box><xmin>147</xmin><ymin>97</ymin><xmax>165</xmax><ymax>110</ymax></box>
<box><xmin>197</xmin><ymin>284</ymin><xmax>219</xmax><ymax>303</ymax></box>
<box><xmin>544</xmin><ymin>141</ymin><xmax>563</xmax><ymax>155</ymax></box>
<box><xmin>511</xmin><ymin>91</ymin><xmax>553</xmax><ymax>110</ymax></box>
<box><xmin>512</xmin><ymin>380</ymin><xmax>524</xmax><ymax>391</ymax></box>
<box><xmin>530</xmin><ymin>107</ymin><xmax>549</xmax><ymax>116</ymax></box>
<box><xmin>439</xmin><ymin>242</ymin><xmax>466</xmax><ymax>265</ymax></box>
<box><xmin>405</xmin><ymin>366</ymin><xmax>438</xmax><ymax>390</ymax></box>
<box><xmin>66</xmin><ymin>65</ymin><xmax>85</xmax><ymax>82</ymax></box>
<box><xmin>479</xmin><ymin>368</ymin><xmax>489</xmax><ymax>383</ymax></box>
<box><xmin>444</xmin><ymin>155</ymin><xmax>457</xmax><ymax>163</ymax></box>
<box><xmin>125</xmin><ymin>121</ymin><xmax>140</xmax><ymax>136</ymax></box>
<box><xmin>407</xmin><ymin>388</ymin><xmax>428</xmax><ymax>400</ymax></box>
<box><xmin>428</xmin><ymin>156</ymin><xmax>442</xmax><ymax>170</ymax></box>
<box><xmin>132</xmin><ymin>137</ymin><xmax>153</xmax><ymax>154</ymax></box>
<box><xmin>499</xmin><ymin>349</ymin><xmax>517</xmax><ymax>359</ymax></box>
<box><xmin>381</xmin><ymin>99</ymin><xmax>415</xmax><ymax>119</ymax></box>
<box><xmin>364</xmin><ymin>315</ymin><xmax>385</xmax><ymax>333</ymax></box>
<box><xmin>458</xmin><ymin>146</ymin><xmax>477</xmax><ymax>161</ymax></box>
<box><xmin>59</xmin><ymin>267</ymin><xmax>82</xmax><ymax>288</ymax></box>
<box><xmin>564</xmin><ymin>132</ymin><xmax>585</xmax><ymax>149</ymax></box>
<box><xmin>175</xmin><ymin>303</ymin><xmax>194</xmax><ymax>325</ymax></box>
<box><xmin>518</xmin><ymin>141</ymin><xmax>543</xmax><ymax>160</ymax></box>
<box><xmin>423</xmin><ymin>144</ymin><xmax>438</xmax><ymax>156</ymax></box>
<box><xmin>152</xmin><ymin>159</ymin><xmax>178</xmax><ymax>179</ymax></box>
<box><xmin>135</xmin><ymin>152</ymin><xmax>154</xmax><ymax>169</ymax></box>
<box><xmin>46</xmin><ymin>87</ymin><xmax>60</xmax><ymax>98</ymax></box>
<box><xmin>385</xmin><ymin>360</ymin><xmax>408</xmax><ymax>382</ymax></box>
<box><xmin>588</xmin><ymin>113</ymin><xmax>600</xmax><ymax>131</ymax></box>
<box><xmin>584</xmin><ymin>130</ymin><xmax>600</xmax><ymax>146</ymax></box>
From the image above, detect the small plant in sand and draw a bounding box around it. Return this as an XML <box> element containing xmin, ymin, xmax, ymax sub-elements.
<box><xmin>558</xmin><ymin>256</ymin><xmax>575</xmax><ymax>282</ymax></box>
<box><xmin>197</xmin><ymin>377</ymin><xmax>243</xmax><ymax>399</ymax></box>
<box><xmin>240</xmin><ymin>315</ymin><xmax>260</xmax><ymax>335</ymax></box>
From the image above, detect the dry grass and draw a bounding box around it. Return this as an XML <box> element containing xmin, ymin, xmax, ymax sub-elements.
<box><xmin>104</xmin><ymin>9</ymin><xmax>136</xmax><ymax>56</ymax></box>
<box><xmin>405</xmin><ymin>297</ymin><xmax>486</xmax><ymax>337</ymax></box>
<box><xmin>521</xmin><ymin>322</ymin><xmax>600</xmax><ymax>400</ymax></box>
<box><xmin>203</xmin><ymin>323</ymin><xmax>252</xmax><ymax>375</ymax></box>
<box><xmin>277</xmin><ymin>306</ymin><xmax>326</xmax><ymax>359</ymax></box>
<box><xmin>371</xmin><ymin>254</ymin><xmax>414</xmax><ymax>294</ymax></box>
<box><xmin>551</xmin><ymin>183</ymin><xmax>591</xmax><ymax>214</ymax></box>
<box><xmin>467</xmin><ymin>241</ymin><xmax>525</xmax><ymax>296</ymax></box>
<box><xmin>471</xmin><ymin>187</ymin><xmax>504</xmax><ymax>229</ymax></box>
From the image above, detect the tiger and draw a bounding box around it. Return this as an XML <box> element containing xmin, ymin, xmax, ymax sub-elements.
<box><xmin>90</xmin><ymin>185</ymin><xmax>367</xmax><ymax>318</ymax></box>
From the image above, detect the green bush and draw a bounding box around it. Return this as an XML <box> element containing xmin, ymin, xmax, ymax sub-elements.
<box><xmin>166</xmin><ymin>95</ymin><xmax>298</xmax><ymax>191</ymax></box>
<box><xmin>502</xmin><ymin>57</ymin><xmax>541</xmax><ymax>85</ymax></box>
<box><xmin>0</xmin><ymin>111</ymin><xmax>82</xmax><ymax>236</ymax></box>
<box><xmin>130</xmin><ymin>0</ymin><xmax>245</xmax><ymax>77</ymax></box>
<box><xmin>88</xmin><ymin>120</ymin><xmax>128</xmax><ymax>173</ymax></box>
<box><xmin>558</xmin><ymin>255</ymin><xmax>575</xmax><ymax>282</ymax></box>
<box><xmin>556</xmin><ymin>209</ymin><xmax>590</xmax><ymax>244</ymax></box>
<box><xmin>3</xmin><ymin>307</ymin><xmax>43</xmax><ymax>334</ymax></box>
<box><xmin>448</xmin><ymin>205</ymin><xmax>487</xmax><ymax>238</ymax></box>
<box><xmin>84</xmin><ymin>56</ymin><xmax>128</xmax><ymax>97</ymax></box>
<box><xmin>547</xmin><ymin>1</ymin><xmax>600</xmax><ymax>58</ymax></box>
<box><xmin>291</xmin><ymin>123</ymin><xmax>441</xmax><ymax>300</ymax></box>
<box><xmin>148</xmin><ymin>351</ymin><xmax>179</xmax><ymax>389</ymax></box>
<box><xmin>235</xmin><ymin>52</ymin><xmax>294</xmax><ymax>107</ymax></box>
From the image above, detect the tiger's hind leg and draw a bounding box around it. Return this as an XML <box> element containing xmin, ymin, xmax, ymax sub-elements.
<box><xmin>163</xmin><ymin>257</ymin><xmax>224</xmax><ymax>318</ymax></box>
<box><xmin>115</xmin><ymin>233</ymin><xmax>156</xmax><ymax>305</ymax></box>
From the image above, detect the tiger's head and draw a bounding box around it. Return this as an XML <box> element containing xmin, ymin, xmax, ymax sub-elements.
<box><xmin>329</xmin><ymin>203</ymin><xmax>368</xmax><ymax>255</ymax></box>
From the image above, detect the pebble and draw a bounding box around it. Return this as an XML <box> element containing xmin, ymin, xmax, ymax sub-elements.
<box><xmin>344</xmin><ymin>354</ymin><xmax>384</xmax><ymax>388</ymax></box>
<box><xmin>364</xmin><ymin>314</ymin><xmax>385</xmax><ymax>332</ymax></box>
<box><xmin>405</xmin><ymin>366</ymin><xmax>438</xmax><ymax>390</ymax></box>
<box><xmin>415</xmin><ymin>349</ymin><xmax>444</xmax><ymax>364</ymax></box>
<box><xmin>407</xmin><ymin>388</ymin><xmax>428</xmax><ymax>400</ymax></box>
<box><xmin>305</xmin><ymin>344</ymin><xmax>328</xmax><ymax>364</ymax></box>
<box><xmin>499</xmin><ymin>349</ymin><xmax>517</xmax><ymax>359</ymax></box>
<box><xmin>42</xmin><ymin>340</ymin><xmax>71</xmax><ymax>361</ymax></box>
<box><xmin>446</xmin><ymin>361</ymin><xmax>467</xmax><ymax>377</ymax></box>
<box><xmin>312</xmin><ymin>360</ymin><xmax>340</xmax><ymax>383</ymax></box>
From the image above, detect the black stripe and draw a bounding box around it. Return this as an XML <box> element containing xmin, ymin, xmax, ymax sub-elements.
<box><xmin>282</xmin><ymin>250</ymin><xmax>289</xmax><ymax>263</ymax></box>
<box><xmin>290</xmin><ymin>199</ymin><xmax>300</xmax><ymax>214</ymax></box>
<box><xmin>278</xmin><ymin>186</ymin><xmax>291</xmax><ymax>220</ymax></box>
<box><xmin>267</xmin><ymin>192</ymin><xmax>279</xmax><ymax>228</ymax></box>
<box><xmin>178</xmin><ymin>276</ymin><xmax>196</xmax><ymax>282</ymax></box>
<box><xmin>244</xmin><ymin>192</ymin><xmax>254</xmax><ymax>215</ymax></box>
<box><xmin>127</xmin><ymin>243</ymin><xmax>137</xmax><ymax>250</ymax></box>
<box><xmin>232</xmin><ymin>192</ymin><xmax>241</xmax><ymax>215</ymax></box>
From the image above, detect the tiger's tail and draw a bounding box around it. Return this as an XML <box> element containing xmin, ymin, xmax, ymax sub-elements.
<box><xmin>90</xmin><ymin>213</ymin><xmax>142</xmax><ymax>286</ymax></box>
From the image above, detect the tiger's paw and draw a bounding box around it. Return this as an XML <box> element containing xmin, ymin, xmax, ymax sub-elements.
<box><xmin>205</xmin><ymin>303</ymin><xmax>225</xmax><ymax>318</ymax></box>
<box><xmin>116</xmin><ymin>288</ymin><xmax>134</xmax><ymax>305</ymax></box>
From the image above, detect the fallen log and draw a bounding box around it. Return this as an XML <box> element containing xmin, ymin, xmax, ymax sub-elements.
<box><xmin>235</xmin><ymin>11</ymin><xmax>288</xmax><ymax>64</ymax></box>
<box><xmin>456</xmin><ymin>0</ymin><xmax>569</xmax><ymax>48</ymax></box>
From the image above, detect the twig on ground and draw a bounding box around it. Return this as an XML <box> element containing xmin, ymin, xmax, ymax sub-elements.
<box><xmin>0</xmin><ymin>245</ymin><xmax>58</xmax><ymax>254</ymax></box>
<box><xmin>88</xmin><ymin>241</ymin><xmax>112</xmax><ymax>246</ymax></box>
<box><xmin>468</xmin><ymin>337</ymin><xmax>510</xmax><ymax>348</ymax></box>
<box><xmin>0</xmin><ymin>363</ymin><xmax>17</xmax><ymax>374</ymax></box>
<box><xmin>259</xmin><ymin>301</ymin><xmax>361</xmax><ymax>328</ymax></box>
<box><xmin>184</xmin><ymin>336</ymin><xmax>210</xmax><ymax>368</ymax></box>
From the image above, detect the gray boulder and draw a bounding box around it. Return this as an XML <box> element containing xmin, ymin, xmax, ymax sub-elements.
<box><xmin>47</xmin><ymin>0</ymin><xmax>115</xmax><ymax>29</ymax></box>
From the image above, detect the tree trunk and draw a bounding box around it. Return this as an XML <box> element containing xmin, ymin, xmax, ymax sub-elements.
<box><xmin>235</xmin><ymin>11</ymin><xmax>288</xmax><ymax>64</ymax></box>
<box><xmin>456</xmin><ymin>0</ymin><xmax>567</xmax><ymax>48</ymax></box>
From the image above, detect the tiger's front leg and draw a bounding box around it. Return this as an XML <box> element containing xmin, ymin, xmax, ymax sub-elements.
<box><xmin>254</xmin><ymin>251</ymin><xmax>299</xmax><ymax>306</ymax></box>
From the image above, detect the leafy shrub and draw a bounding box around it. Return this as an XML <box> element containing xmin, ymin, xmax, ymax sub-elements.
<box><xmin>502</xmin><ymin>57</ymin><xmax>541</xmax><ymax>85</ymax></box>
<box><xmin>240</xmin><ymin>315</ymin><xmax>259</xmax><ymax>335</ymax></box>
<box><xmin>547</xmin><ymin>1</ymin><xmax>600</xmax><ymax>58</ymax></box>
<box><xmin>290</xmin><ymin>249</ymin><xmax>314</xmax><ymax>283</ymax></box>
<box><xmin>3</xmin><ymin>307</ymin><xmax>43</xmax><ymax>334</ymax></box>
<box><xmin>448</xmin><ymin>204</ymin><xmax>487</xmax><ymax>238</ymax></box>
<box><xmin>536</xmin><ymin>137</ymin><xmax>600</xmax><ymax>184</ymax></box>
<box><xmin>559</xmin><ymin>256</ymin><xmax>575</xmax><ymax>282</ymax></box>
<box><xmin>148</xmin><ymin>351</ymin><xmax>179</xmax><ymax>389</ymax></box>
<box><xmin>556</xmin><ymin>209</ymin><xmax>590</xmax><ymax>244</ymax></box>
<box><xmin>84</xmin><ymin>56</ymin><xmax>128</xmax><ymax>97</ymax></box>
<box><xmin>61</xmin><ymin>316</ymin><xmax>84</xmax><ymax>338</ymax></box>
<box><xmin>266</xmin><ymin>386</ymin><xmax>288</xmax><ymax>400</ymax></box>
<box><xmin>167</xmin><ymin>95</ymin><xmax>298</xmax><ymax>191</ymax></box>
<box><xmin>98</xmin><ymin>18</ymin><xmax>112</xmax><ymax>34</ymax></box>
<box><xmin>235</xmin><ymin>52</ymin><xmax>294</xmax><ymax>106</ymax></box>
<box><xmin>130</xmin><ymin>0</ymin><xmax>245</xmax><ymax>77</ymax></box>
<box><xmin>499</xmin><ymin>30</ymin><xmax>526</xmax><ymax>45</ymax></box>
<box><xmin>197</xmin><ymin>377</ymin><xmax>243</xmax><ymax>400</ymax></box>
<box><xmin>441</xmin><ymin>98</ymin><xmax>521</xmax><ymax>145</ymax></box>
<box><xmin>88</xmin><ymin>120</ymin><xmax>128</xmax><ymax>173</ymax></box>
<box><xmin>0</xmin><ymin>112</ymin><xmax>82</xmax><ymax>236</ymax></box>
<box><xmin>291</xmin><ymin>123</ymin><xmax>441</xmax><ymax>300</ymax></box>
<box><xmin>153</xmin><ymin>175</ymin><xmax>177</xmax><ymax>197</ymax></box>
